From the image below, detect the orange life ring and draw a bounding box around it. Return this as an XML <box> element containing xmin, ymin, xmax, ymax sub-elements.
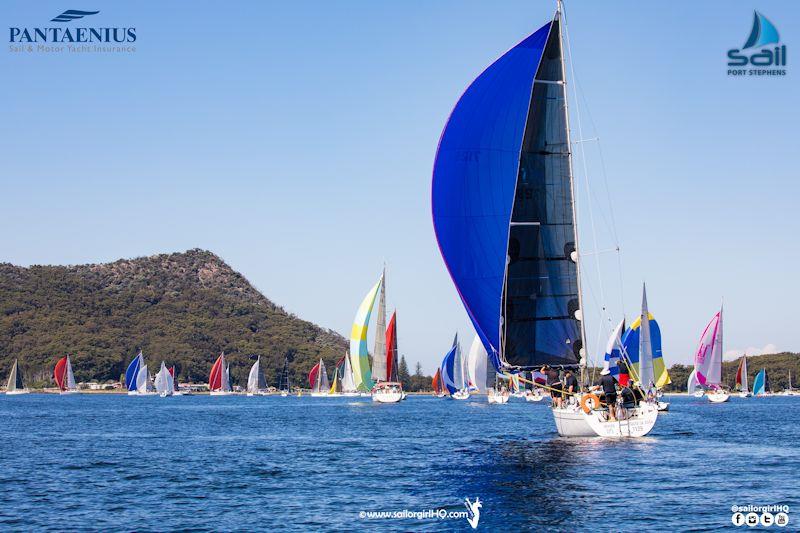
<box><xmin>581</xmin><ymin>393</ymin><xmax>601</xmax><ymax>414</ymax></box>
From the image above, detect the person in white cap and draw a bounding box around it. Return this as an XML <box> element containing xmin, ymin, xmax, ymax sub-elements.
<box><xmin>598</xmin><ymin>367</ymin><xmax>618</xmax><ymax>421</ymax></box>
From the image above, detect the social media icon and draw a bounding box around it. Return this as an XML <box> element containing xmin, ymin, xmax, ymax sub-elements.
<box><xmin>732</xmin><ymin>512</ymin><xmax>745</xmax><ymax>526</ymax></box>
<box><xmin>746</xmin><ymin>513</ymin><xmax>759</xmax><ymax>527</ymax></box>
<box><xmin>775</xmin><ymin>512</ymin><xmax>789</xmax><ymax>527</ymax></box>
<box><xmin>761</xmin><ymin>513</ymin><xmax>774</xmax><ymax>527</ymax></box>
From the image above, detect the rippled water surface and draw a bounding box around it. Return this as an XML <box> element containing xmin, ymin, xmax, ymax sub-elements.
<box><xmin>1</xmin><ymin>394</ymin><xmax>798</xmax><ymax>531</ymax></box>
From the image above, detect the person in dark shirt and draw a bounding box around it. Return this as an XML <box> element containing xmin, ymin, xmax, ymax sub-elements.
<box><xmin>597</xmin><ymin>368</ymin><xmax>617</xmax><ymax>421</ymax></box>
<box><xmin>564</xmin><ymin>369</ymin><xmax>579</xmax><ymax>403</ymax></box>
<box><xmin>542</xmin><ymin>365</ymin><xmax>562</xmax><ymax>408</ymax></box>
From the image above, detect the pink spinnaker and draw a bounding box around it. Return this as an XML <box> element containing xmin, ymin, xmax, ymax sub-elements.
<box><xmin>694</xmin><ymin>310</ymin><xmax>723</xmax><ymax>386</ymax></box>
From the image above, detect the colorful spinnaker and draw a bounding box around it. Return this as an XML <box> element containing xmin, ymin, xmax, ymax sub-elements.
<box><xmin>431</xmin><ymin>20</ymin><xmax>583</xmax><ymax>372</ymax></box>
<box><xmin>753</xmin><ymin>369</ymin><xmax>767</xmax><ymax>396</ymax></box>
<box><xmin>209</xmin><ymin>352</ymin><xmax>232</xmax><ymax>393</ymax></box>
<box><xmin>54</xmin><ymin>355</ymin><xmax>77</xmax><ymax>393</ymax></box>
<box><xmin>432</xmin><ymin>369</ymin><xmax>444</xmax><ymax>396</ymax></box>
<box><xmin>125</xmin><ymin>351</ymin><xmax>145</xmax><ymax>392</ymax></box>
<box><xmin>694</xmin><ymin>309</ymin><xmax>723</xmax><ymax>388</ymax></box>
<box><xmin>440</xmin><ymin>334</ymin><xmax>459</xmax><ymax>395</ymax></box>
<box><xmin>621</xmin><ymin>299</ymin><xmax>671</xmax><ymax>389</ymax></box>
<box><xmin>349</xmin><ymin>274</ymin><xmax>383</xmax><ymax>391</ymax></box>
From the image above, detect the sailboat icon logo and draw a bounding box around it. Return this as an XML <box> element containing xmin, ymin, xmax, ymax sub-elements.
<box><xmin>464</xmin><ymin>497</ymin><xmax>482</xmax><ymax>529</ymax></box>
<box><xmin>743</xmin><ymin>11</ymin><xmax>780</xmax><ymax>49</ymax></box>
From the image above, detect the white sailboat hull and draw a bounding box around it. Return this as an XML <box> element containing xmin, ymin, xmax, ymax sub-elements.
<box><xmin>657</xmin><ymin>401</ymin><xmax>670</xmax><ymax>411</ymax></box>
<box><xmin>487</xmin><ymin>390</ymin><xmax>510</xmax><ymax>404</ymax></box>
<box><xmin>310</xmin><ymin>392</ymin><xmax>329</xmax><ymax>397</ymax></box>
<box><xmin>210</xmin><ymin>390</ymin><xmax>232</xmax><ymax>396</ymax></box>
<box><xmin>707</xmin><ymin>391</ymin><xmax>730</xmax><ymax>403</ymax></box>
<box><xmin>371</xmin><ymin>390</ymin><xmax>403</xmax><ymax>403</ymax></box>
<box><xmin>60</xmin><ymin>390</ymin><xmax>79</xmax><ymax>395</ymax></box>
<box><xmin>553</xmin><ymin>399</ymin><xmax>659</xmax><ymax>438</ymax></box>
<box><xmin>693</xmin><ymin>390</ymin><xmax>705</xmax><ymax>398</ymax></box>
<box><xmin>5</xmin><ymin>389</ymin><xmax>30</xmax><ymax>395</ymax></box>
<box><xmin>739</xmin><ymin>392</ymin><xmax>752</xmax><ymax>398</ymax></box>
<box><xmin>524</xmin><ymin>392</ymin><xmax>545</xmax><ymax>402</ymax></box>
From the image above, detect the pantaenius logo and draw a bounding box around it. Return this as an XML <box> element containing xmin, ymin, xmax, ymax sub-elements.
<box><xmin>9</xmin><ymin>8</ymin><xmax>136</xmax><ymax>45</ymax></box>
<box><xmin>727</xmin><ymin>11</ymin><xmax>787</xmax><ymax>76</ymax></box>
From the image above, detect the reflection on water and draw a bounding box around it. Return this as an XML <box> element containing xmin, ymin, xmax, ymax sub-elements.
<box><xmin>0</xmin><ymin>394</ymin><xmax>798</xmax><ymax>531</ymax></box>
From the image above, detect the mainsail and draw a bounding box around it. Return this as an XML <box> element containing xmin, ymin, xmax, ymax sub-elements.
<box><xmin>349</xmin><ymin>274</ymin><xmax>383</xmax><ymax>391</ymax></box>
<box><xmin>687</xmin><ymin>369</ymin><xmax>700</xmax><ymax>394</ymax></box>
<box><xmin>432</xmin><ymin>15</ymin><xmax>583</xmax><ymax>372</ymax></box>
<box><xmin>54</xmin><ymin>355</ymin><xmax>77</xmax><ymax>392</ymax></box>
<box><xmin>6</xmin><ymin>359</ymin><xmax>25</xmax><ymax>392</ymax></box>
<box><xmin>136</xmin><ymin>364</ymin><xmax>149</xmax><ymax>394</ymax></box>
<box><xmin>341</xmin><ymin>351</ymin><xmax>356</xmax><ymax>393</ymax></box>
<box><xmin>386</xmin><ymin>311</ymin><xmax>398</xmax><ymax>382</ymax></box>
<box><xmin>466</xmin><ymin>334</ymin><xmax>488</xmax><ymax>393</ymax></box>
<box><xmin>695</xmin><ymin>310</ymin><xmax>723</xmax><ymax>387</ymax></box>
<box><xmin>371</xmin><ymin>268</ymin><xmax>387</xmax><ymax>382</ymax></box>
<box><xmin>638</xmin><ymin>285</ymin><xmax>655</xmax><ymax>390</ymax></box>
<box><xmin>125</xmin><ymin>351</ymin><xmax>145</xmax><ymax>392</ymax></box>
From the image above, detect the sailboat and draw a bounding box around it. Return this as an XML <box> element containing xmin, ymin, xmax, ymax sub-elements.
<box><xmin>125</xmin><ymin>351</ymin><xmax>153</xmax><ymax>396</ymax></box>
<box><xmin>487</xmin><ymin>373</ymin><xmax>511</xmax><ymax>405</ymax></box>
<box><xmin>209</xmin><ymin>352</ymin><xmax>233</xmax><ymax>396</ymax></box>
<box><xmin>154</xmin><ymin>361</ymin><xmax>175</xmax><ymax>397</ymax></box>
<box><xmin>781</xmin><ymin>371</ymin><xmax>797</xmax><ymax>396</ymax></box>
<box><xmin>278</xmin><ymin>355</ymin><xmax>291</xmax><ymax>396</ymax></box>
<box><xmin>309</xmin><ymin>358</ymin><xmax>330</xmax><ymax>397</ymax></box>
<box><xmin>431</xmin><ymin>2</ymin><xmax>657</xmax><ymax>436</ymax></box>
<box><xmin>4</xmin><ymin>359</ymin><xmax>29</xmax><ymax>395</ymax></box>
<box><xmin>466</xmin><ymin>334</ymin><xmax>488</xmax><ymax>396</ymax></box>
<box><xmin>440</xmin><ymin>335</ymin><xmax>460</xmax><ymax>399</ymax></box>
<box><xmin>54</xmin><ymin>355</ymin><xmax>78</xmax><ymax>394</ymax></box>
<box><xmin>687</xmin><ymin>369</ymin><xmax>704</xmax><ymax>398</ymax></box>
<box><xmin>451</xmin><ymin>335</ymin><xmax>469</xmax><ymax>400</ymax></box>
<box><xmin>371</xmin><ymin>272</ymin><xmax>405</xmax><ymax>404</ymax></box>
<box><xmin>735</xmin><ymin>355</ymin><xmax>751</xmax><ymax>398</ymax></box>
<box><xmin>246</xmin><ymin>356</ymin><xmax>268</xmax><ymax>396</ymax></box>
<box><xmin>694</xmin><ymin>308</ymin><xmax>729</xmax><ymax>403</ymax></box>
<box><xmin>169</xmin><ymin>366</ymin><xmax>185</xmax><ymax>396</ymax></box>
<box><xmin>753</xmin><ymin>368</ymin><xmax>769</xmax><ymax>397</ymax></box>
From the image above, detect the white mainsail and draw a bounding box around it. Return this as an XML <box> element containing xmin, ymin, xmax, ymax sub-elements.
<box><xmin>687</xmin><ymin>368</ymin><xmax>700</xmax><ymax>394</ymax></box>
<box><xmin>466</xmin><ymin>334</ymin><xmax>488</xmax><ymax>393</ymax></box>
<box><xmin>741</xmin><ymin>355</ymin><xmax>749</xmax><ymax>393</ymax></box>
<box><xmin>638</xmin><ymin>284</ymin><xmax>655</xmax><ymax>392</ymax></box>
<box><xmin>371</xmin><ymin>267</ymin><xmax>387</xmax><ymax>382</ymax></box>
<box><xmin>65</xmin><ymin>356</ymin><xmax>77</xmax><ymax>391</ymax></box>
<box><xmin>452</xmin><ymin>340</ymin><xmax>465</xmax><ymax>390</ymax></box>
<box><xmin>154</xmin><ymin>361</ymin><xmax>175</xmax><ymax>396</ymax></box>
<box><xmin>313</xmin><ymin>359</ymin><xmax>330</xmax><ymax>393</ymax></box>
<box><xmin>342</xmin><ymin>353</ymin><xmax>356</xmax><ymax>393</ymax></box>
<box><xmin>136</xmin><ymin>364</ymin><xmax>149</xmax><ymax>394</ymax></box>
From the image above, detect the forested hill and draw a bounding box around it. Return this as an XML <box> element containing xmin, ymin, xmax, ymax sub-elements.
<box><xmin>0</xmin><ymin>249</ymin><xmax>346</xmax><ymax>386</ymax></box>
<box><xmin>664</xmin><ymin>352</ymin><xmax>800</xmax><ymax>392</ymax></box>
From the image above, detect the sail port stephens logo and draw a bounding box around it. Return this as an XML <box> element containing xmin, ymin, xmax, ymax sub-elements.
<box><xmin>727</xmin><ymin>11</ymin><xmax>786</xmax><ymax>76</ymax></box>
<box><xmin>8</xmin><ymin>9</ymin><xmax>136</xmax><ymax>54</ymax></box>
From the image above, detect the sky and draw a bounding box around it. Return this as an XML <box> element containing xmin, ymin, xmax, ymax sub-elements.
<box><xmin>1</xmin><ymin>1</ymin><xmax>798</xmax><ymax>374</ymax></box>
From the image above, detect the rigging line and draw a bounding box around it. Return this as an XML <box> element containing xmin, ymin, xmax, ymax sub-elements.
<box><xmin>561</xmin><ymin>2</ymin><xmax>610</xmax><ymax>331</ymax></box>
<box><xmin>574</xmin><ymin>82</ymin><xmax>626</xmax><ymax>316</ymax></box>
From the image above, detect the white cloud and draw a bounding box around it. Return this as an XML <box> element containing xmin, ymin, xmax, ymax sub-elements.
<box><xmin>724</xmin><ymin>343</ymin><xmax>780</xmax><ymax>360</ymax></box>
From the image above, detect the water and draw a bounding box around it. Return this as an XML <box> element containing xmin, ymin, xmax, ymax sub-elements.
<box><xmin>0</xmin><ymin>394</ymin><xmax>798</xmax><ymax>532</ymax></box>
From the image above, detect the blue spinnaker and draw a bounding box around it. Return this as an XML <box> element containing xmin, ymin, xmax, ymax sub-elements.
<box><xmin>441</xmin><ymin>345</ymin><xmax>458</xmax><ymax>395</ymax></box>
<box><xmin>432</xmin><ymin>23</ymin><xmax>550</xmax><ymax>371</ymax></box>
<box><xmin>125</xmin><ymin>353</ymin><xmax>142</xmax><ymax>391</ymax></box>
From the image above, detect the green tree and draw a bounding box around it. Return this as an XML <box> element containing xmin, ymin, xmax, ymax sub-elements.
<box><xmin>398</xmin><ymin>355</ymin><xmax>411</xmax><ymax>389</ymax></box>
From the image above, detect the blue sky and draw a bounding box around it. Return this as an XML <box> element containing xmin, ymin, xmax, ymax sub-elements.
<box><xmin>2</xmin><ymin>1</ymin><xmax>798</xmax><ymax>373</ymax></box>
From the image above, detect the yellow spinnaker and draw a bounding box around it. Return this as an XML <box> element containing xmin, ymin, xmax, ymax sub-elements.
<box><xmin>349</xmin><ymin>275</ymin><xmax>382</xmax><ymax>391</ymax></box>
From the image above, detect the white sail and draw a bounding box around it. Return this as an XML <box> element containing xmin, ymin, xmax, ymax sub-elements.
<box><xmin>247</xmin><ymin>358</ymin><xmax>261</xmax><ymax>393</ymax></box>
<box><xmin>154</xmin><ymin>362</ymin><xmax>174</xmax><ymax>396</ymax></box>
<box><xmin>638</xmin><ymin>285</ymin><xmax>655</xmax><ymax>392</ymax></box>
<box><xmin>466</xmin><ymin>335</ymin><xmax>488</xmax><ymax>393</ymax></box>
<box><xmin>371</xmin><ymin>269</ymin><xmax>387</xmax><ymax>382</ymax></box>
<box><xmin>223</xmin><ymin>364</ymin><xmax>232</xmax><ymax>392</ymax></box>
<box><xmin>687</xmin><ymin>368</ymin><xmax>700</xmax><ymax>394</ymax></box>
<box><xmin>65</xmin><ymin>356</ymin><xmax>77</xmax><ymax>391</ymax></box>
<box><xmin>342</xmin><ymin>353</ymin><xmax>356</xmax><ymax>392</ymax></box>
<box><xmin>452</xmin><ymin>341</ymin><xmax>465</xmax><ymax>390</ymax></box>
<box><xmin>741</xmin><ymin>356</ymin><xmax>749</xmax><ymax>393</ymax></box>
<box><xmin>6</xmin><ymin>360</ymin><xmax>19</xmax><ymax>392</ymax></box>
<box><xmin>136</xmin><ymin>364</ymin><xmax>149</xmax><ymax>394</ymax></box>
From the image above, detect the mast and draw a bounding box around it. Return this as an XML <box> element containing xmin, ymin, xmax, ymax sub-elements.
<box><xmin>557</xmin><ymin>0</ymin><xmax>587</xmax><ymax>384</ymax></box>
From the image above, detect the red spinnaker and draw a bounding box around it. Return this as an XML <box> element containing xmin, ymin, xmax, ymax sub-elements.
<box><xmin>735</xmin><ymin>358</ymin><xmax>743</xmax><ymax>386</ymax></box>
<box><xmin>432</xmin><ymin>369</ymin><xmax>442</xmax><ymax>394</ymax></box>
<box><xmin>308</xmin><ymin>362</ymin><xmax>320</xmax><ymax>389</ymax></box>
<box><xmin>386</xmin><ymin>312</ymin><xmax>398</xmax><ymax>382</ymax></box>
<box><xmin>54</xmin><ymin>356</ymin><xmax>68</xmax><ymax>391</ymax></box>
<box><xmin>209</xmin><ymin>355</ymin><xmax>223</xmax><ymax>391</ymax></box>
